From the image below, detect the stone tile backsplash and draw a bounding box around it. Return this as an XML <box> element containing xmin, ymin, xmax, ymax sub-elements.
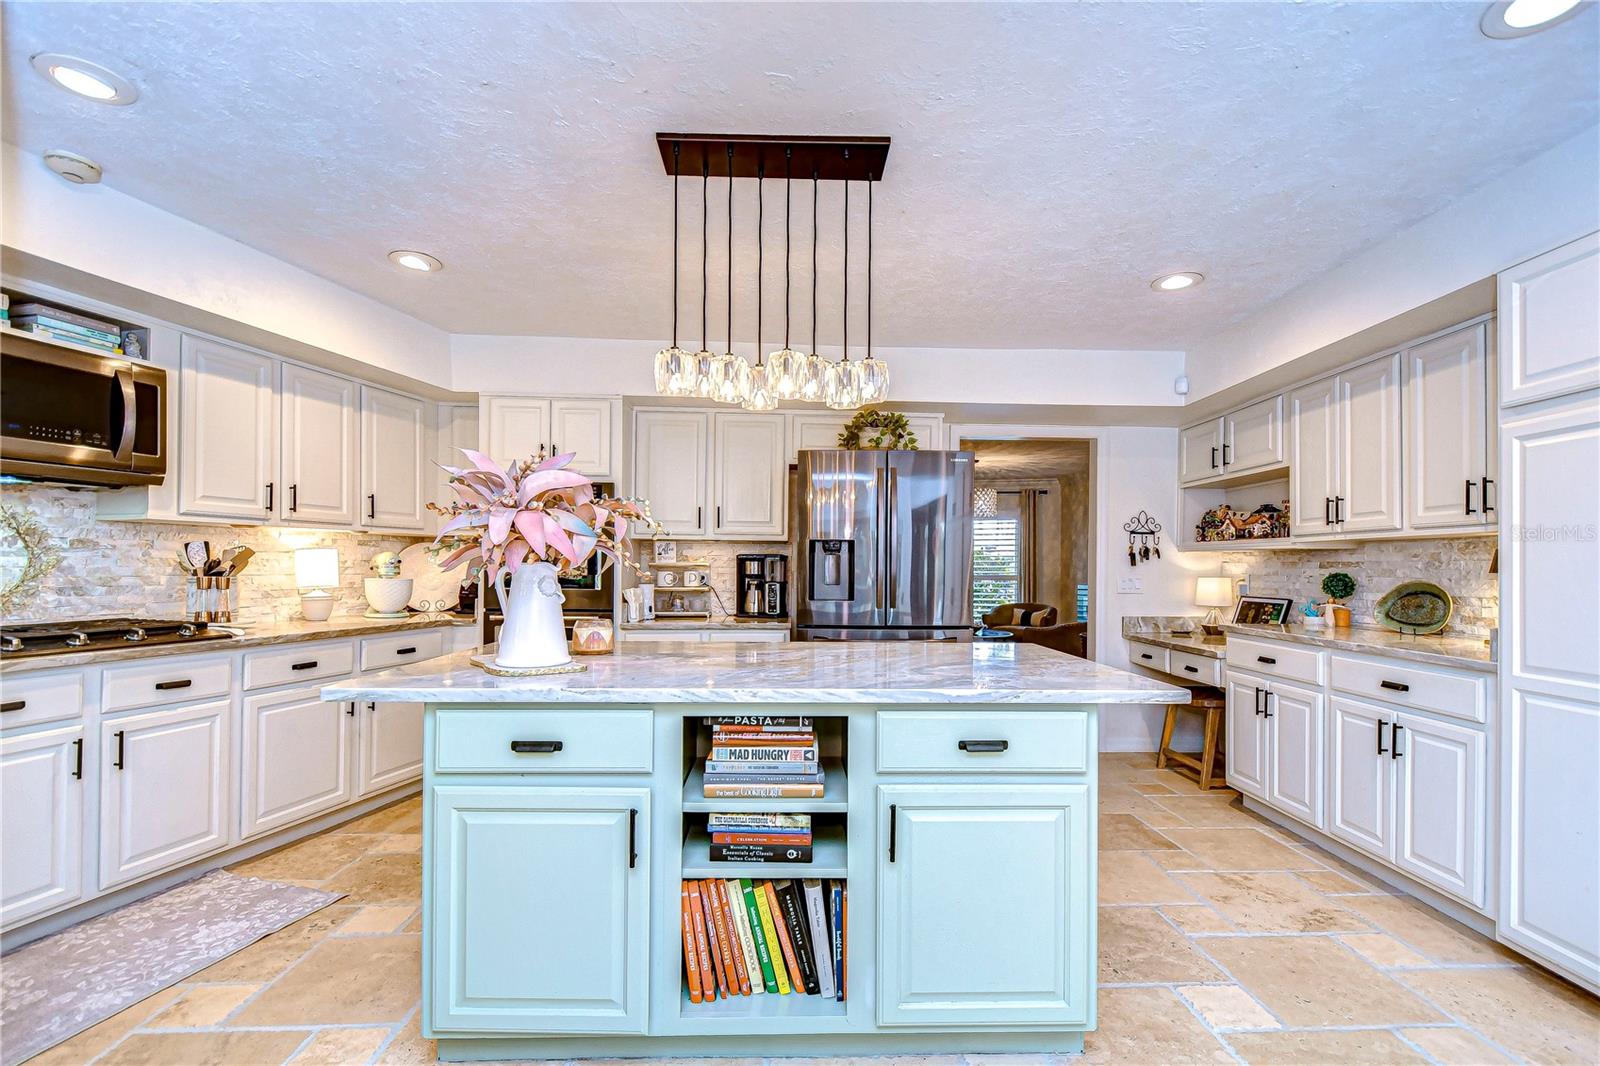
<box><xmin>1218</xmin><ymin>536</ymin><xmax>1498</xmax><ymax>638</ymax></box>
<box><xmin>2</xmin><ymin>485</ymin><xmax>433</xmax><ymax>625</ymax></box>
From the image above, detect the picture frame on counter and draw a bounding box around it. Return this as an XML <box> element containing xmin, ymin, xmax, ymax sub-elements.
<box><xmin>1232</xmin><ymin>595</ymin><xmax>1293</xmax><ymax>625</ymax></box>
<box><xmin>653</xmin><ymin>540</ymin><xmax>678</xmax><ymax>563</ymax></box>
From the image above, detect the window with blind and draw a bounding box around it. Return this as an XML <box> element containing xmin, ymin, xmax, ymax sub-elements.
<box><xmin>972</xmin><ymin>517</ymin><xmax>1022</xmax><ymax>622</ymax></box>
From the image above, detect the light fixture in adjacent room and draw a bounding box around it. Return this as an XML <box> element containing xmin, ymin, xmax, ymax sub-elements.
<box><xmin>973</xmin><ymin>486</ymin><xmax>999</xmax><ymax>519</ymax></box>
<box><xmin>388</xmin><ymin>250</ymin><xmax>442</xmax><ymax>273</ymax></box>
<box><xmin>294</xmin><ymin>547</ymin><xmax>339</xmax><ymax>622</ymax></box>
<box><xmin>1481</xmin><ymin>0</ymin><xmax>1586</xmax><ymax>37</ymax></box>
<box><xmin>1151</xmin><ymin>271</ymin><xmax>1204</xmax><ymax>292</ymax></box>
<box><xmin>31</xmin><ymin>53</ymin><xmax>138</xmax><ymax>104</ymax></box>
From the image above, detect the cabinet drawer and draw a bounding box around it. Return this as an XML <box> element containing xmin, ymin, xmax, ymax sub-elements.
<box><xmin>243</xmin><ymin>641</ymin><xmax>355</xmax><ymax>691</ymax></box>
<box><xmin>435</xmin><ymin>709</ymin><xmax>653</xmax><ymax>774</ymax></box>
<box><xmin>1331</xmin><ymin>653</ymin><xmax>1487</xmax><ymax>724</ymax></box>
<box><xmin>1169</xmin><ymin>650</ymin><xmax>1222</xmax><ymax>687</ymax></box>
<box><xmin>1227</xmin><ymin>637</ymin><xmax>1325</xmax><ymax>685</ymax></box>
<box><xmin>104</xmin><ymin>655</ymin><xmax>231</xmax><ymax>712</ymax></box>
<box><xmin>360</xmin><ymin>629</ymin><xmax>446</xmax><ymax>671</ymax></box>
<box><xmin>876</xmin><ymin>710</ymin><xmax>1090</xmax><ymax>774</ymax></box>
<box><xmin>0</xmin><ymin>670</ymin><xmax>86</xmax><ymax>729</ymax></box>
<box><xmin>1127</xmin><ymin>642</ymin><xmax>1169</xmax><ymax>673</ymax></box>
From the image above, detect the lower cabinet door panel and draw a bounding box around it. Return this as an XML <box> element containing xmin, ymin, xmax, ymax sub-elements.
<box><xmin>1225</xmin><ymin>674</ymin><xmax>1268</xmax><ymax>799</ymax></box>
<box><xmin>877</xmin><ymin>784</ymin><xmax>1090</xmax><ymax>1027</ymax></box>
<box><xmin>241</xmin><ymin>687</ymin><xmax>352</xmax><ymax>839</ymax></box>
<box><xmin>359</xmin><ymin>700</ymin><xmax>424</xmax><ymax>796</ymax></box>
<box><xmin>1328</xmin><ymin>698</ymin><xmax>1394</xmax><ymax>861</ymax></box>
<box><xmin>430</xmin><ymin>786</ymin><xmax>649</xmax><ymax>1033</ymax></box>
<box><xmin>1393</xmin><ymin>711</ymin><xmax>1486</xmax><ymax>907</ymax></box>
<box><xmin>1265</xmin><ymin>681</ymin><xmax>1325</xmax><ymax>829</ymax></box>
<box><xmin>1</xmin><ymin>726</ymin><xmax>84</xmax><ymax>928</ymax></box>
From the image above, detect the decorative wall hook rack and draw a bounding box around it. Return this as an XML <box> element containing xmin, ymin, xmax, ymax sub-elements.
<box><xmin>1124</xmin><ymin>511</ymin><xmax>1162</xmax><ymax>566</ymax></box>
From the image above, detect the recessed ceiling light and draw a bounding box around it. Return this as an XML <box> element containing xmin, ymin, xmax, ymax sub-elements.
<box><xmin>1151</xmin><ymin>272</ymin><xmax>1204</xmax><ymax>292</ymax></box>
<box><xmin>388</xmin><ymin>250</ymin><xmax>443</xmax><ymax>273</ymax></box>
<box><xmin>30</xmin><ymin>53</ymin><xmax>139</xmax><ymax>105</ymax></box>
<box><xmin>1481</xmin><ymin>0</ymin><xmax>1586</xmax><ymax>37</ymax></box>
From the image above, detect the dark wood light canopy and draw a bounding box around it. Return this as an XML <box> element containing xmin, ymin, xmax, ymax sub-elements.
<box><xmin>655</xmin><ymin>133</ymin><xmax>891</xmax><ymax>181</ymax></box>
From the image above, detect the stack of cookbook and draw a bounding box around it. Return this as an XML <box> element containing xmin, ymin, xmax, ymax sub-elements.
<box><xmin>701</xmin><ymin>715</ymin><xmax>823</xmax><ymax>799</ymax></box>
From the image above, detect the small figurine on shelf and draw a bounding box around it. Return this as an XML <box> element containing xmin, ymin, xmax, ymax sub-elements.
<box><xmin>1321</xmin><ymin>571</ymin><xmax>1356</xmax><ymax>628</ymax></box>
<box><xmin>1195</xmin><ymin>504</ymin><xmax>1237</xmax><ymax>543</ymax></box>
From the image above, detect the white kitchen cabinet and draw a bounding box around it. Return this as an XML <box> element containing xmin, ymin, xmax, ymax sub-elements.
<box><xmin>1179</xmin><ymin>419</ymin><xmax>1223</xmax><ymax>485</ymax></box>
<box><xmin>99</xmin><ymin>699</ymin><xmax>231</xmax><ymax>890</ymax></box>
<box><xmin>1328</xmin><ymin>697</ymin><xmax>1393</xmax><ymax>861</ymax></box>
<box><xmin>240</xmin><ymin>686</ymin><xmax>353</xmax><ymax>839</ymax></box>
<box><xmin>280</xmin><ymin>363</ymin><xmax>359</xmax><ymax>527</ymax></box>
<box><xmin>178</xmin><ymin>335</ymin><xmax>277</xmax><ymax>521</ymax></box>
<box><xmin>1499</xmin><ymin>232</ymin><xmax>1600</xmax><ymax>408</ymax></box>
<box><xmin>1224</xmin><ymin>673</ymin><xmax>1269</xmax><ymax>800</ymax></box>
<box><xmin>1222</xmin><ymin>394</ymin><xmax>1285</xmax><ymax>475</ymax></box>
<box><xmin>481</xmin><ymin>396</ymin><xmax>614</xmax><ymax>477</ymax></box>
<box><xmin>358</xmin><ymin>699</ymin><xmax>424</xmax><ymax>796</ymax></box>
<box><xmin>632</xmin><ymin>410</ymin><xmax>708</xmax><ymax>536</ymax></box>
<box><xmin>430</xmin><ymin>785</ymin><xmax>649</xmax><ymax>1033</ymax></box>
<box><xmin>1336</xmin><ymin>352</ymin><xmax>1403</xmax><ymax>533</ymax></box>
<box><xmin>432</xmin><ymin>403</ymin><xmax>480</xmax><ymax>536</ymax></box>
<box><xmin>1498</xmin><ymin>388</ymin><xmax>1600</xmax><ymax>990</ymax></box>
<box><xmin>1288</xmin><ymin>375</ymin><xmax>1340</xmax><ymax>536</ymax></box>
<box><xmin>361</xmin><ymin>386</ymin><xmax>428</xmax><ymax>532</ymax></box>
<box><xmin>0</xmin><ymin>726</ymin><xmax>84</xmax><ymax>927</ymax></box>
<box><xmin>1392</xmin><ymin>710</ymin><xmax>1485</xmax><ymax>907</ymax></box>
<box><xmin>552</xmin><ymin>399</ymin><xmax>614</xmax><ymax>478</ymax></box>
<box><xmin>1405</xmin><ymin>322</ymin><xmax>1493</xmax><ymax>530</ymax></box>
<box><xmin>791</xmin><ymin>413</ymin><xmax>847</xmax><ymax>460</ymax></box>
<box><xmin>1264</xmin><ymin>680</ymin><xmax>1324</xmax><ymax>829</ymax></box>
<box><xmin>712</xmin><ymin>412</ymin><xmax>786</xmax><ymax>538</ymax></box>
<box><xmin>481</xmin><ymin>395</ymin><xmax>548</xmax><ymax>466</ymax></box>
<box><xmin>904</xmin><ymin>413</ymin><xmax>946</xmax><ymax>451</ymax></box>
<box><xmin>877</xmin><ymin>784</ymin><xmax>1090</xmax><ymax>1027</ymax></box>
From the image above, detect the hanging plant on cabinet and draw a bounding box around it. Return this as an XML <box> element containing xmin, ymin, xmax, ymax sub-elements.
<box><xmin>838</xmin><ymin>408</ymin><xmax>918</xmax><ymax>450</ymax></box>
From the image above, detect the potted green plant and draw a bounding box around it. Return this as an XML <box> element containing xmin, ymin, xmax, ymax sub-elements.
<box><xmin>838</xmin><ymin>408</ymin><xmax>918</xmax><ymax>450</ymax></box>
<box><xmin>1321</xmin><ymin>571</ymin><xmax>1356</xmax><ymax>628</ymax></box>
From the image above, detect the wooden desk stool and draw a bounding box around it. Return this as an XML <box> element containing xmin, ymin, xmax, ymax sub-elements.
<box><xmin>1156</xmin><ymin>686</ymin><xmax>1229</xmax><ymax>790</ymax></box>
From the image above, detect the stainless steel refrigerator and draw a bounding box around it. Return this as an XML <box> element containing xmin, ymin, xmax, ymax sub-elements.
<box><xmin>795</xmin><ymin>449</ymin><xmax>975</xmax><ymax>641</ymax></box>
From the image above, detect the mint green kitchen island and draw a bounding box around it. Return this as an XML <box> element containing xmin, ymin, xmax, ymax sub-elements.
<box><xmin>324</xmin><ymin>640</ymin><xmax>1187</xmax><ymax>1061</ymax></box>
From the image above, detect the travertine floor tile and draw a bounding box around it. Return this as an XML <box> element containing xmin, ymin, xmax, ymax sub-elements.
<box><xmin>1098</xmin><ymin>907</ymin><xmax>1224</xmax><ymax>984</ymax></box>
<box><xmin>1160</xmin><ymin>904</ymin><xmax>1237</xmax><ymax>934</ymax></box>
<box><xmin>27</xmin><ymin>987</ymin><xmax>184</xmax><ymax>1066</ymax></box>
<box><xmin>1099</xmin><ymin>813</ymin><xmax>1179</xmax><ymax>851</ymax></box>
<box><xmin>338</xmin><ymin>799</ymin><xmax>422</xmax><ymax>835</ymax></box>
<box><xmin>1205</xmin><ymin>935</ymin><xmax>1444</xmax><ymax>1027</ymax></box>
<box><xmin>189</xmin><ymin>905</ymin><xmax>358</xmax><ymax>984</ymax></box>
<box><xmin>1133</xmin><ymin>782</ymin><xmax>1177</xmax><ymax>795</ymax></box>
<box><xmin>97</xmin><ymin>1029</ymin><xmax>311</xmax><ymax>1065</ymax></box>
<box><xmin>289</xmin><ymin>1026</ymin><xmax>394</xmax><ymax>1064</ymax></box>
<box><xmin>1399</xmin><ymin>966</ymin><xmax>1600</xmax><ymax>1064</ymax></box>
<box><xmin>323</xmin><ymin>853</ymin><xmax>423</xmax><ymax>905</ymax></box>
<box><xmin>1297</xmin><ymin>867</ymin><xmax>1379</xmax><ymax>894</ymax></box>
<box><xmin>1155</xmin><ymin>795</ymin><xmax>1271</xmax><ymax>830</ymax></box>
<box><xmin>232</xmin><ymin>935</ymin><xmax>421</xmax><ymax>1026</ymax></box>
<box><xmin>1132</xmin><ymin>806</ymin><xmax>1191</xmax><ymax>828</ymax></box>
<box><xmin>1340</xmin><ymin>932</ymin><xmax>1434</xmax><ymax>969</ymax></box>
<box><xmin>1082</xmin><ymin>986</ymin><xmax>1233</xmax><ymax>1064</ymax></box>
<box><xmin>1159</xmin><ymin>828</ymin><xmax>1324</xmax><ymax>871</ymax></box>
<box><xmin>375</xmin><ymin>1012</ymin><xmax>434</xmax><ymax>1064</ymax></box>
<box><xmin>339</xmin><ymin>904</ymin><xmax>418</xmax><ymax>934</ymax></box>
<box><xmin>959</xmin><ymin>1055</ymin><xmax>1054</xmax><ymax>1065</ymax></box>
<box><xmin>1098</xmin><ymin>851</ymin><xmax>1196</xmax><ymax>905</ymax></box>
<box><xmin>1336</xmin><ymin>893</ymin><xmax>1517</xmax><ymax>964</ymax></box>
<box><xmin>1227</xmin><ymin>1028</ymin><xmax>1431</xmax><ymax>1064</ymax></box>
<box><xmin>1398</xmin><ymin>1026</ymin><xmax>1517</xmax><ymax>1064</ymax></box>
<box><xmin>146</xmin><ymin>983</ymin><xmax>259</xmax><ymax>1028</ymax></box>
<box><xmin>1176</xmin><ymin>983</ymin><xmax>1279</xmax><ymax>1030</ymax></box>
<box><xmin>1173</xmin><ymin>871</ymin><xmax>1370</xmax><ymax>933</ymax></box>
<box><xmin>229</xmin><ymin>832</ymin><xmax>380</xmax><ymax>881</ymax></box>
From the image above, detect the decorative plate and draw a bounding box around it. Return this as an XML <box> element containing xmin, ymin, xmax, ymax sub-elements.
<box><xmin>469</xmin><ymin>653</ymin><xmax>588</xmax><ymax>677</ymax></box>
<box><xmin>1375</xmin><ymin>581</ymin><xmax>1453</xmax><ymax>635</ymax></box>
<box><xmin>397</xmin><ymin>542</ymin><xmax>464</xmax><ymax>612</ymax></box>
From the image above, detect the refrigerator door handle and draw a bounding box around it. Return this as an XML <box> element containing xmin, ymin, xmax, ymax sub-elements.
<box><xmin>885</xmin><ymin>466</ymin><xmax>900</xmax><ymax>610</ymax></box>
<box><xmin>874</xmin><ymin>464</ymin><xmax>888</xmax><ymax>613</ymax></box>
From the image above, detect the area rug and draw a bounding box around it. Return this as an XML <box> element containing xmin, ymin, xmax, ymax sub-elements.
<box><xmin>0</xmin><ymin>869</ymin><xmax>342</xmax><ymax>1065</ymax></box>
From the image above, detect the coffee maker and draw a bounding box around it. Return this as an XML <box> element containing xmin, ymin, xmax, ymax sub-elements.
<box><xmin>737</xmin><ymin>554</ymin><xmax>788</xmax><ymax>619</ymax></box>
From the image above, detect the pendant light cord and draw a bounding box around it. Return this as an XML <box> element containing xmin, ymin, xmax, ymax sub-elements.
<box><xmin>726</xmin><ymin>144</ymin><xmax>733</xmax><ymax>354</ymax></box>
<box><xmin>784</xmin><ymin>148</ymin><xmax>792</xmax><ymax>349</ymax></box>
<box><xmin>867</xmin><ymin>172</ymin><xmax>873</xmax><ymax>361</ymax></box>
<box><xmin>701</xmin><ymin>159</ymin><xmax>708</xmax><ymax>351</ymax></box>
<box><xmin>757</xmin><ymin>163</ymin><xmax>764</xmax><ymax>363</ymax></box>
<box><xmin>812</xmin><ymin>169</ymin><xmax>819</xmax><ymax>355</ymax></box>
<box><xmin>842</xmin><ymin>149</ymin><xmax>849</xmax><ymax>363</ymax></box>
<box><xmin>671</xmin><ymin>142</ymin><xmax>680</xmax><ymax>348</ymax></box>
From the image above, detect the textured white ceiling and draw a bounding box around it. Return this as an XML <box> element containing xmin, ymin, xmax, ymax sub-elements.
<box><xmin>3</xmin><ymin>2</ymin><xmax>1596</xmax><ymax>353</ymax></box>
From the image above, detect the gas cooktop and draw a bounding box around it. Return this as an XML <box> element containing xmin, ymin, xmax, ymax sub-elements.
<box><xmin>0</xmin><ymin>617</ymin><xmax>235</xmax><ymax>659</ymax></box>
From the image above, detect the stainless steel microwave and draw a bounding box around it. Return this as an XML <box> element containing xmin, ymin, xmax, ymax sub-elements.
<box><xmin>0</xmin><ymin>331</ymin><xmax>167</xmax><ymax>486</ymax></box>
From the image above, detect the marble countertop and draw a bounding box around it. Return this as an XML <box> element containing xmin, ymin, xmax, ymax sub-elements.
<box><xmin>321</xmin><ymin>640</ymin><xmax>1192</xmax><ymax>705</ymax></box>
<box><xmin>1</xmin><ymin>614</ymin><xmax>475</xmax><ymax>675</ymax></box>
<box><xmin>1122</xmin><ymin>625</ymin><xmax>1226</xmax><ymax>659</ymax></box>
<box><xmin>1221</xmin><ymin>623</ymin><xmax>1495</xmax><ymax>673</ymax></box>
<box><xmin>619</xmin><ymin>616</ymin><xmax>790</xmax><ymax>631</ymax></box>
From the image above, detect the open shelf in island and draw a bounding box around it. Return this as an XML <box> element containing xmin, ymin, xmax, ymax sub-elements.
<box><xmin>682</xmin><ymin>824</ymin><xmax>847</xmax><ymax>879</ymax></box>
<box><xmin>678</xmin><ymin>985</ymin><xmax>849</xmax><ymax>1028</ymax></box>
<box><xmin>682</xmin><ymin>757</ymin><xmax>848</xmax><ymax>813</ymax></box>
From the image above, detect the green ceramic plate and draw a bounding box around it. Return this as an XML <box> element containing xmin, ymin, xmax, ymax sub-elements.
<box><xmin>1375</xmin><ymin>581</ymin><xmax>1453</xmax><ymax>635</ymax></box>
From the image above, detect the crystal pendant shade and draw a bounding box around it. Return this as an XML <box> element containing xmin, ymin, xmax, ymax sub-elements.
<box><xmin>768</xmin><ymin>347</ymin><xmax>806</xmax><ymax>399</ymax></box>
<box><xmin>824</xmin><ymin>359</ymin><xmax>863</xmax><ymax>410</ymax></box>
<box><xmin>858</xmin><ymin>356</ymin><xmax>889</xmax><ymax>404</ymax></box>
<box><xmin>711</xmin><ymin>352</ymin><xmax>749</xmax><ymax>405</ymax></box>
<box><xmin>742</xmin><ymin>362</ymin><xmax>778</xmax><ymax>411</ymax></box>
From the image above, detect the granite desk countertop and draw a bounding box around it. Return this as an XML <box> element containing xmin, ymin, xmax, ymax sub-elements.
<box><xmin>323</xmin><ymin>639</ymin><xmax>1192</xmax><ymax>706</ymax></box>
<box><xmin>1122</xmin><ymin>622</ymin><xmax>1227</xmax><ymax>660</ymax></box>
<box><xmin>619</xmin><ymin>616</ymin><xmax>791</xmax><ymax>632</ymax></box>
<box><xmin>1221</xmin><ymin>623</ymin><xmax>1495</xmax><ymax>673</ymax></box>
<box><xmin>1</xmin><ymin>614</ymin><xmax>476</xmax><ymax>675</ymax></box>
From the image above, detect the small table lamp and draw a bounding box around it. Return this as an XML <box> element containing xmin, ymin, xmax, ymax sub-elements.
<box><xmin>1196</xmin><ymin>576</ymin><xmax>1235</xmax><ymax>637</ymax></box>
<box><xmin>295</xmin><ymin>547</ymin><xmax>339</xmax><ymax>621</ymax></box>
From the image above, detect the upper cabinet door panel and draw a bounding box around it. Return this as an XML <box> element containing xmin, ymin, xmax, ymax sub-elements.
<box><xmin>481</xmin><ymin>397</ymin><xmax>549</xmax><ymax>467</ymax></box>
<box><xmin>791</xmin><ymin>414</ymin><xmax>849</xmax><ymax>463</ymax></box>
<box><xmin>1405</xmin><ymin>324</ymin><xmax>1491</xmax><ymax>530</ymax></box>
<box><xmin>280</xmin><ymin>363</ymin><xmax>358</xmax><ymax>527</ymax></box>
<box><xmin>712</xmin><ymin>413</ymin><xmax>786</xmax><ymax>538</ymax></box>
<box><xmin>1224</xmin><ymin>394</ymin><xmax>1285</xmax><ymax>475</ymax></box>
<box><xmin>551</xmin><ymin>399</ymin><xmax>613</xmax><ymax>478</ymax></box>
<box><xmin>632</xmin><ymin>411</ymin><xmax>707</xmax><ymax>536</ymax></box>
<box><xmin>1288</xmin><ymin>377</ymin><xmax>1340</xmax><ymax>537</ymax></box>
<box><xmin>178</xmin><ymin>336</ymin><xmax>276</xmax><ymax>521</ymax></box>
<box><xmin>1337</xmin><ymin>353</ymin><xmax>1403</xmax><ymax>533</ymax></box>
<box><xmin>361</xmin><ymin>387</ymin><xmax>427</xmax><ymax>532</ymax></box>
<box><xmin>1179</xmin><ymin>419</ymin><xmax>1223</xmax><ymax>485</ymax></box>
<box><xmin>1500</xmin><ymin>233</ymin><xmax>1600</xmax><ymax>408</ymax></box>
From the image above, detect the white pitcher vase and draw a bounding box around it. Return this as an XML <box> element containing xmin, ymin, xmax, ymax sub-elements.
<box><xmin>495</xmin><ymin>561</ymin><xmax>571</xmax><ymax>669</ymax></box>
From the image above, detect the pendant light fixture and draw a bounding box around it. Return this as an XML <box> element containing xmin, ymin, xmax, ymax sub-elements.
<box><xmin>653</xmin><ymin>141</ymin><xmax>690</xmax><ymax>394</ymax></box>
<box><xmin>857</xmin><ymin>170</ymin><xmax>889</xmax><ymax>403</ymax></box>
<box><xmin>768</xmin><ymin>148</ymin><xmax>805</xmax><ymax>399</ymax></box>
<box><xmin>826</xmin><ymin>152</ymin><xmax>862</xmax><ymax>410</ymax></box>
<box><xmin>712</xmin><ymin>145</ymin><xmax>749</xmax><ymax>405</ymax></box>
<box><xmin>688</xmin><ymin>158</ymin><xmax>717</xmax><ymax>398</ymax></box>
<box><xmin>744</xmin><ymin>164</ymin><xmax>778</xmax><ymax>411</ymax></box>
<box><xmin>798</xmin><ymin>168</ymin><xmax>827</xmax><ymax>402</ymax></box>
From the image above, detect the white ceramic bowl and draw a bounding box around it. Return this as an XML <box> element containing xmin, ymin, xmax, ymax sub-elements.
<box><xmin>364</xmin><ymin>576</ymin><xmax>414</xmax><ymax>615</ymax></box>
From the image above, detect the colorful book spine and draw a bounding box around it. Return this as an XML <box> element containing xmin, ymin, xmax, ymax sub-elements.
<box><xmin>9</xmin><ymin>303</ymin><xmax>118</xmax><ymax>333</ymax></box>
<box><xmin>802</xmin><ymin>879</ymin><xmax>836</xmax><ymax>1000</ymax></box>
<box><xmin>708</xmin><ymin>746</ymin><xmax>818</xmax><ymax>762</ymax></box>
<box><xmin>704</xmin><ymin>782</ymin><xmax>825</xmax><ymax>799</ymax></box>
<box><xmin>688</xmin><ymin>882</ymin><xmax>717</xmax><ymax>1000</ymax></box>
<box><xmin>19</xmin><ymin>325</ymin><xmax>120</xmax><ymax>352</ymax></box>
<box><xmin>710</xmin><ymin>842</ymin><xmax>813</xmax><ymax>863</ymax></box>
<box><xmin>763</xmin><ymin>881</ymin><xmax>806</xmax><ymax>994</ymax></box>
<box><xmin>725</xmin><ymin>878</ymin><xmax>764</xmax><ymax>995</ymax></box>
<box><xmin>697</xmin><ymin>883</ymin><xmax>729</xmax><ymax>999</ymax></box>
<box><xmin>711</xmin><ymin>832</ymin><xmax>815</xmax><ymax>846</ymax></box>
<box><xmin>703</xmin><ymin>766</ymin><xmax>823</xmax><ymax>779</ymax></box>
<box><xmin>830</xmin><ymin>879</ymin><xmax>845</xmax><ymax>1001</ymax></box>
<box><xmin>707</xmin><ymin>812</ymin><xmax>812</xmax><ymax>830</ymax></box>
<box><xmin>707</xmin><ymin>715</ymin><xmax>813</xmax><ymax>729</ymax></box>
<box><xmin>681</xmin><ymin>882</ymin><xmax>704</xmax><ymax>1003</ymax></box>
<box><xmin>10</xmin><ymin>316</ymin><xmax>121</xmax><ymax>345</ymax></box>
<box><xmin>741</xmin><ymin>879</ymin><xmax>780</xmax><ymax>993</ymax></box>
<box><xmin>707</xmin><ymin>880</ymin><xmax>749</xmax><ymax>996</ymax></box>
<box><xmin>752</xmin><ymin>882</ymin><xmax>791</xmax><ymax>994</ymax></box>
<box><xmin>708</xmin><ymin>732</ymin><xmax>818</xmax><ymax>745</ymax></box>
<box><xmin>841</xmin><ymin>884</ymin><xmax>848</xmax><ymax>1000</ymax></box>
<box><xmin>776</xmin><ymin>880</ymin><xmax>820</xmax><ymax>995</ymax></box>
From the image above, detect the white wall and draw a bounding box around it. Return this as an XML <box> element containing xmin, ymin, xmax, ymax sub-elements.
<box><xmin>1185</xmin><ymin>125</ymin><xmax>1600</xmax><ymax>400</ymax></box>
<box><xmin>451</xmin><ymin>334</ymin><xmax>1186</xmax><ymax>409</ymax></box>
<box><xmin>0</xmin><ymin>142</ymin><xmax>452</xmax><ymax>384</ymax></box>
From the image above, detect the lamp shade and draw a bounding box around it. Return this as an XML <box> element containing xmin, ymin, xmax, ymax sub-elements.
<box><xmin>1195</xmin><ymin>576</ymin><xmax>1234</xmax><ymax>608</ymax></box>
<box><xmin>295</xmin><ymin>547</ymin><xmax>339</xmax><ymax>590</ymax></box>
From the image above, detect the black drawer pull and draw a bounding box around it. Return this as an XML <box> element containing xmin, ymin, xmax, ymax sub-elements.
<box><xmin>1257</xmin><ymin>655</ymin><xmax>1277</xmax><ymax>665</ymax></box>
<box><xmin>1140</xmin><ymin>653</ymin><xmax>1154</xmax><ymax>660</ymax></box>
<box><xmin>1377</xmin><ymin>720</ymin><xmax>1388</xmax><ymax>756</ymax></box>
<box><xmin>1379</xmin><ymin>680</ymin><xmax>1410</xmax><ymax>692</ymax></box>
<box><xmin>154</xmin><ymin>679</ymin><xmax>192</xmax><ymax>691</ymax></box>
<box><xmin>958</xmin><ymin>739</ymin><xmax>1009</xmax><ymax>753</ymax></box>
<box><xmin>113</xmin><ymin>729</ymin><xmax>126</xmax><ymax>770</ymax></box>
<box><xmin>1</xmin><ymin>700</ymin><xmax>25</xmax><ymax>712</ymax></box>
<box><xmin>72</xmin><ymin>737</ymin><xmax>83</xmax><ymax>779</ymax></box>
<box><xmin>1391</xmin><ymin>723</ymin><xmax>1405</xmax><ymax>759</ymax></box>
<box><xmin>291</xmin><ymin>660</ymin><xmax>318</xmax><ymax>671</ymax></box>
<box><xmin>628</xmin><ymin>808</ymin><xmax>639</xmax><ymax>869</ymax></box>
<box><xmin>1182</xmin><ymin>665</ymin><xmax>1199</xmax><ymax>673</ymax></box>
<box><xmin>888</xmin><ymin>803</ymin><xmax>897</xmax><ymax>863</ymax></box>
<box><xmin>395</xmin><ymin>647</ymin><xmax>417</xmax><ymax>655</ymax></box>
<box><xmin>510</xmin><ymin>740</ymin><xmax>563</xmax><ymax>754</ymax></box>
<box><xmin>346</xmin><ymin>703</ymin><xmax>356</xmax><ymax>717</ymax></box>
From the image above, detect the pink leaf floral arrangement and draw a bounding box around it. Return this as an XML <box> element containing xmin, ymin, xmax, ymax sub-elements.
<box><xmin>429</xmin><ymin>449</ymin><xmax>658</xmax><ymax>586</ymax></box>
